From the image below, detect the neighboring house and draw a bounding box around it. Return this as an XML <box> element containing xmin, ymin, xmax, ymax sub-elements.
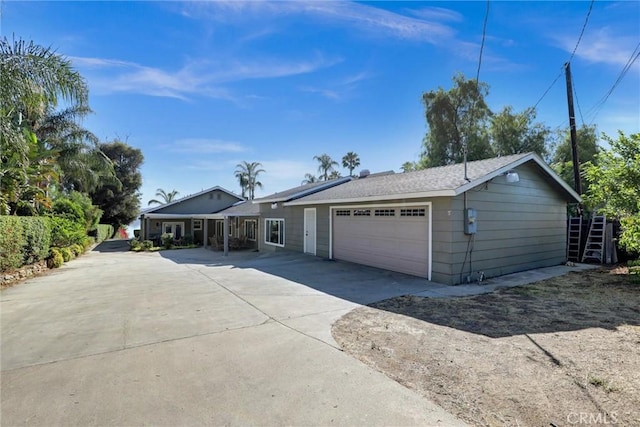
<box><xmin>253</xmin><ymin>153</ymin><xmax>581</xmax><ymax>285</ymax></box>
<box><xmin>139</xmin><ymin>186</ymin><xmax>243</xmax><ymax>245</ymax></box>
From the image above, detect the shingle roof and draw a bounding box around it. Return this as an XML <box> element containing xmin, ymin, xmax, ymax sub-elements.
<box><xmin>143</xmin><ymin>186</ymin><xmax>243</xmax><ymax>214</ymax></box>
<box><xmin>285</xmin><ymin>153</ymin><xmax>580</xmax><ymax>205</ymax></box>
<box><xmin>217</xmin><ymin>200</ymin><xmax>260</xmax><ymax>216</ymax></box>
<box><xmin>253</xmin><ymin>177</ymin><xmax>352</xmax><ymax>203</ymax></box>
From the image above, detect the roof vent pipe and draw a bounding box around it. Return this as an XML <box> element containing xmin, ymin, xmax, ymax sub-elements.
<box><xmin>359</xmin><ymin>169</ymin><xmax>370</xmax><ymax>178</ymax></box>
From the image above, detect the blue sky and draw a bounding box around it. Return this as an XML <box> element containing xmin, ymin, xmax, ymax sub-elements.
<box><xmin>2</xmin><ymin>1</ymin><xmax>639</xmax><ymax>207</ymax></box>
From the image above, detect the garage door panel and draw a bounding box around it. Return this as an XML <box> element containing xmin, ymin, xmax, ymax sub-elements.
<box><xmin>333</xmin><ymin>207</ymin><xmax>430</xmax><ymax>278</ymax></box>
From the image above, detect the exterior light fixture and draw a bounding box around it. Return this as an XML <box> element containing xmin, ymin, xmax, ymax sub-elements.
<box><xmin>505</xmin><ymin>170</ymin><xmax>520</xmax><ymax>183</ymax></box>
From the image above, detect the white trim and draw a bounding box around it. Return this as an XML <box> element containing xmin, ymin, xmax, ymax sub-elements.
<box><xmin>142</xmin><ymin>213</ymin><xmax>224</xmax><ymax>219</ymax></box>
<box><xmin>244</xmin><ymin>219</ymin><xmax>257</xmax><ymax>241</ymax></box>
<box><xmin>303</xmin><ymin>208</ymin><xmax>317</xmax><ymax>256</ymax></box>
<box><xmin>161</xmin><ymin>221</ymin><xmax>185</xmax><ymax>238</ymax></box>
<box><xmin>284</xmin><ymin>153</ymin><xmax>581</xmax><ymax>207</ymax></box>
<box><xmin>285</xmin><ymin>190</ymin><xmax>455</xmax><ymax>206</ymax></box>
<box><xmin>253</xmin><ymin>177</ymin><xmax>352</xmax><ymax>204</ymax></box>
<box><xmin>143</xmin><ymin>186</ymin><xmax>243</xmax><ymax>214</ymax></box>
<box><xmin>329</xmin><ymin>201</ymin><xmax>432</xmax><ymax>281</ymax></box>
<box><xmin>264</xmin><ymin>218</ymin><xmax>285</xmax><ymax>247</ymax></box>
<box><xmin>193</xmin><ymin>219</ymin><xmax>203</xmax><ymax>230</ymax></box>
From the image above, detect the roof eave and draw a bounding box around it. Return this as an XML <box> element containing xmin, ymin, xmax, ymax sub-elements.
<box><xmin>283</xmin><ymin>190</ymin><xmax>457</xmax><ymax>206</ymax></box>
<box><xmin>453</xmin><ymin>153</ymin><xmax>582</xmax><ymax>202</ymax></box>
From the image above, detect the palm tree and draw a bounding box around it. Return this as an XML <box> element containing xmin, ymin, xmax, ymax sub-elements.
<box><xmin>148</xmin><ymin>188</ymin><xmax>180</xmax><ymax>206</ymax></box>
<box><xmin>301</xmin><ymin>173</ymin><xmax>318</xmax><ymax>185</ymax></box>
<box><xmin>235</xmin><ymin>161</ymin><xmax>265</xmax><ymax>200</ymax></box>
<box><xmin>314</xmin><ymin>154</ymin><xmax>338</xmax><ymax>181</ymax></box>
<box><xmin>401</xmin><ymin>161</ymin><xmax>417</xmax><ymax>173</ymax></box>
<box><xmin>1</xmin><ymin>37</ymin><xmax>89</xmax><ymax>214</ymax></box>
<box><xmin>341</xmin><ymin>152</ymin><xmax>360</xmax><ymax>177</ymax></box>
<box><xmin>328</xmin><ymin>170</ymin><xmax>342</xmax><ymax>180</ymax></box>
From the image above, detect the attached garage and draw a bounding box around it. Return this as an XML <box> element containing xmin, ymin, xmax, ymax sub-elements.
<box><xmin>331</xmin><ymin>204</ymin><xmax>432</xmax><ymax>279</ymax></box>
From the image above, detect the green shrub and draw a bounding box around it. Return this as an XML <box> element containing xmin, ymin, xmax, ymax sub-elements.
<box><xmin>52</xmin><ymin>198</ymin><xmax>85</xmax><ymax>224</ymax></box>
<box><xmin>130</xmin><ymin>239</ymin><xmax>142</xmax><ymax>251</ymax></box>
<box><xmin>162</xmin><ymin>233</ymin><xmax>173</xmax><ymax>249</ymax></box>
<box><xmin>48</xmin><ymin>216</ymin><xmax>86</xmax><ymax>247</ymax></box>
<box><xmin>47</xmin><ymin>248</ymin><xmax>64</xmax><ymax>268</ymax></box>
<box><xmin>0</xmin><ymin>216</ymin><xmax>25</xmax><ymax>271</ymax></box>
<box><xmin>95</xmin><ymin>224</ymin><xmax>114</xmax><ymax>243</ymax></box>
<box><xmin>182</xmin><ymin>234</ymin><xmax>194</xmax><ymax>246</ymax></box>
<box><xmin>21</xmin><ymin>216</ymin><xmax>52</xmax><ymax>265</ymax></box>
<box><xmin>142</xmin><ymin>240</ymin><xmax>154</xmax><ymax>251</ymax></box>
<box><xmin>70</xmin><ymin>244</ymin><xmax>84</xmax><ymax>256</ymax></box>
<box><xmin>60</xmin><ymin>247</ymin><xmax>73</xmax><ymax>262</ymax></box>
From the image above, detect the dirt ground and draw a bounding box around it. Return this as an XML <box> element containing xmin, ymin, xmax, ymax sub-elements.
<box><xmin>332</xmin><ymin>268</ymin><xmax>640</xmax><ymax>426</ymax></box>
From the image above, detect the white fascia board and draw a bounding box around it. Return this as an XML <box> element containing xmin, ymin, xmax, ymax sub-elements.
<box><xmin>453</xmin><ymin>153</ymin><xmax>581</xmax><ymax>202</ymax></box>
<box><xmin>283</xmin><ymin>190</ymin><xmax>456</xmax><ymax>206</ymax></box>
<box><xmin>141</xmin><ymin>213</ymin><xmax>224</xmax><ymax>219</ymax></box>
<box><xmin>253</xmin><ymin>177</ymin><xmax>352</xmax><ymax>204</ymax></box>
<box><xmin>145</xmin><ymin>186</ymin><xmax>243</xmax><ymax>213</ymax></box>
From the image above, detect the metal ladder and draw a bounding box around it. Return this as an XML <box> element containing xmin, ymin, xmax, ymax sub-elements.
<box><xmin>581</xmin><ymin>215</ymin><xmax>606</xmax><ymax>263</ymax></box>
<box><xmin>567</xmin><ymin>216</ymin><xmax>582</xmax><ymax>262</ymax></box>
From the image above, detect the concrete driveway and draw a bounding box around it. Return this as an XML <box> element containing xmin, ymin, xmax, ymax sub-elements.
<box><xmin>1</xmin><ymin>242</ymin><xmax>465</xmax><ymax>426</ymax></box>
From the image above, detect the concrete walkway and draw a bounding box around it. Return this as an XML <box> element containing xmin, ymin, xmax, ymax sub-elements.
<box><xmin>1</xmin><ymin>242</ymin><xmax>465</xmax><ymax>426</ymax></box>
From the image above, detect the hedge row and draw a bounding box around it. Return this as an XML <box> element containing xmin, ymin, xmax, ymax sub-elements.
<box><xmin>0</xmin><ymin>216</ymin><xmax>52</xmax><ymax>272</ymax></box>
<box><xmin>0</xmin><ymin>215</ymin><xmax>114</xmax><ymax>272</ymax></box>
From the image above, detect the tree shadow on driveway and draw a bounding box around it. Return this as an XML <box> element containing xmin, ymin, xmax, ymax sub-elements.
<box><xmin>92</xmin><ymin>239</ymin><xmax>131</xmax><ymax>253</ymax></box>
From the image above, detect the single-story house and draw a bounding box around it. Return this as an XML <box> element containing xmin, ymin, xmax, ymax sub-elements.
<box><xmin>253</xmin><ymin>152</ymin><xmax>581</xmax><ymax>285</ymax></box>
<box><xmin>139</xmin><ymin>186</ymin><xmax>243</xmax><ymax>246</ymax></box>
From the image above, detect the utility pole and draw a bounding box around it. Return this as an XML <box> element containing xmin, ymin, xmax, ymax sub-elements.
<box><xmin>564</xmin><ymin>62</ymin><xmax>582</xmax><ymax>197</ymax></box>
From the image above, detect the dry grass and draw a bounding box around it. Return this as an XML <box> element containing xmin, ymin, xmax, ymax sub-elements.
<box><xmin>332</xmin><ymin>268</ymin><xmax>640</xmax><ymax>426</ymax></box>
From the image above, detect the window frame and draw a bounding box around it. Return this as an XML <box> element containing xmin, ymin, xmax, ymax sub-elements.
<box><xmin>193</xmin><ymin>219</ymin><xmax>203</xmax><ymax>231</ymax></box>
<box><xmin>264</xmin><ymin>218</ymin><xmax>285</xmax><ymax>247</ymax></box>
<box><xmin>244</xmin><ymin>219</ymin><xmax>257</xmax><ymax>241</ymax></box>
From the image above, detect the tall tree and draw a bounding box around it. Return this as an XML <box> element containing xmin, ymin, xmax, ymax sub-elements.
<box><xmin>490</xmin><ymin>107</ymin><xmax>551</xmax><ymax>160</ymax></box>
<box><xmin>583</xmin><ymin>132</ymin><xmax>640</xmax><ymax>254</ymax></box>
<box><xmin>314</xmin><ymin>153</ymin><xmax>338</xmax><ymax>181</ymax></box>
<box><xmin>301</xmin><ymin>173</ymin><xmax>318</xmax><ymax>185</ymax></box>
<box><xmin>148</xmin><ymin>188</ymin><xmax>180</xmax><ymax>206</ymax></box>
<box><xmin>400</xmin><ymin>161</ymin><xmax>417</xmax><ymax>173</ymax></box>
<box><xmin>419</xmin><ymin>73</ymin><xmax>493</xmax><ymax>168</ymax></box>
<box><xmin>0</xmin><ymin>37</ymin><xmax>89</xmax><ymax>214</ymax></box>
<box><xmin>341</xmin><ymin>152</ymin><xmax>360</xmax><ymax>177</ymax></box>
<box><xmin>235</xmin><ymin>161</ymin><xmax>265</xmax><ymax>200</ymax></box>
<box><xmin>328</xmin><ymin>170</ymin><xmax>342</xmax><ymax>180</ymax></box>
<box><xmin>551</xmin><ymin>124</ymin><xmax>600</xmax><ymax>192</ymax></box>
<box><xmin>90</xmin><ymin>140</ymin><xmax>143</xmax><ymax>229</ymax></box>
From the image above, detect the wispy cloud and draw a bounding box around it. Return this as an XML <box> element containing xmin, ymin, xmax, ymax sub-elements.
<box><xmin>183</xmin><ymin>1</ymin><xmax>455</xmax><ymax>44</ymax></box>
<box><xmin>553</xmin><ymin>28</ymin><xmax>638</xmax><ymax>67</ymax></box>
<box><xmin>168</xmin><ymin>139</ymin><xmax>248</xmax><ymax>154</ymax></box>
<box><xmin>300</xmin><ymin>70</ymin><xmax>373</xmax><ymax>101</ymax></box>
<box><xmin>70</xmin><ymin>53</ymin><xmax>340</xmax><ymax>100</ymax></box>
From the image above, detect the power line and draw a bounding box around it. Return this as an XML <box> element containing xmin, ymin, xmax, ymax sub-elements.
<box><xmin>569</xmin><ymin>0</ymin><xmax>594</xmax><ymax>63</ymax></box>
<box><xmin>587</xmin><ymin>41</ymin><xmax>640</xmax><ymax>125</ymax></box>
<box><xmin>532</xmin><ymin>0</ymin><xmax>595</xmax><ymax>110</ymax></box>
<box><xmin>475</xmin><ymin>0</ymin><xmax>490</xmax><ymax>85</ymax></box>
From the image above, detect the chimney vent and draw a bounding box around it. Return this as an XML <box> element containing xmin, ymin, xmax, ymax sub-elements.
<box><xmin>359</xmin><ymin>169</ymin><xmax>370</xmax><ymax>178</ymax></box>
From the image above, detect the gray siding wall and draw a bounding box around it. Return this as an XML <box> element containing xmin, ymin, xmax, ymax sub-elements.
<box><xmin>152</xmin><ymin>189</ymin><xmax>240</xmax><ymax>214</ymax></box>
<box><xmin>257</xmin><ymin>203</ymin><xmax>331</xmax><ymax>256</ymax></box>
<box><xmin>446</xmin><ymin>163</ymin><xmax>567</xmax><ymax>285</ymax></box>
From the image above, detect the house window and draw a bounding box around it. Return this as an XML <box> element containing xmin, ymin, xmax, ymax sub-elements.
<box><xmin>335</xmin><ymin>210</ymin><xmax>351</xmax><ymax>216</ymax></box>
<box><xmin>245</xmin><ymin>220</ymin><xmax>257</xmax><ymax>241</ymax></box>
<box><xmin>215</xmin><ymin>220</ymin><xmax>224</xmax><ymax>237</ymax></box>
<box><xmin>353</xmin><ymin>209</ymin><xmax>371</xmax><ymax>216</ymax></box>
<box><xmin>375</xmin><ymin>209</ymin><xmax>395</xmax><ymax>217</ymax></box>
<box><xmin>193</xmin><ymin>219</ymin><xmax>202</xmax><ymax>231</ymax></box>
<box><xmin>265</xmin><ymin>218</ymin><xmax>285</xmax><ymax>247</ymax></box>
<box><xmin>162</xmin><ymin>222</ymin><xmax>184</xmax><ymax>239</ymax></box>
<box><xmin>400</xmin><ymin>208</ymin><xmax>425</xmax><ymax>217</ymax></box>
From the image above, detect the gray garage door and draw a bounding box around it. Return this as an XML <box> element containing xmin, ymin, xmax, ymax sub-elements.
<box><xmin>332</xmin><ymin>206</ymin><xmax>430</xmax><ymax>278</ymax></box>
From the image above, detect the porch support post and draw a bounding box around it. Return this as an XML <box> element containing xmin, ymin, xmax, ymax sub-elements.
<box><xmin>145</xmin><ymin>217</ymin><xmax>150</xmax><ymax>240</ymax></box>
<box><xmin>223</xmin><ymin>216</ymin><xmax>229</xmax><ymax>256</ymax></box>
<box><xmin>203</xmin><ymin>218</ymin><xmax>209</xmax><ymax>248</ymax></box>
